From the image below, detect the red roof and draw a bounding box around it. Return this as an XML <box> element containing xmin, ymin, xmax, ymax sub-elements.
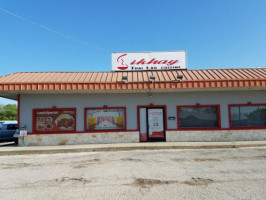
<box><xmin>0</xmin><ymin>68</ymin><xmax>265</xmax><ymax>92</ymax></box>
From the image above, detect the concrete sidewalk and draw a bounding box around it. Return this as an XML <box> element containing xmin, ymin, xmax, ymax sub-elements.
<box><xmin>1</xmin><ymin>141</ymin><xmax>266</xmax><ymax>155</ymax></box>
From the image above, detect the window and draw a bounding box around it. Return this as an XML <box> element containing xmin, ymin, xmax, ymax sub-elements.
<box><xmin>33</xmin><ymin>108</ymin><xmax>76</xmax><ymax>133</ymax></box>
<box><xmin>7</xmin><ymin>124</ymin><xmax>18</xmax><ymax>130</ymax></box>
<box><xmin>229</xmin><ymin>104</ymin><xmax>266</xmax><ymax>127</ymax></box>
<box><xmin>177</xmin><ymin>105</ymin><xmax>220</xmax><ymax>128</ymax></box>
<box><xmin>85</xmin><ymin>107</ymin><xmax>126</xmax><ymax>131</ymax></box>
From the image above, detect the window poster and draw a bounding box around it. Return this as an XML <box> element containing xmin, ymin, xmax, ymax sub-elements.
<box><xmin>86</xmin><ymin>108</ymin><xmax>125</xmax><ymax>130</ymax></box>
<box><xmin>34</xmin><ymin>109</ymin><xmax>75</xmax><ymax>132</ymax></box>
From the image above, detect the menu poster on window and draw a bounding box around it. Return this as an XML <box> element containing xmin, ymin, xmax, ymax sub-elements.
<box><xmin>35</xmin><ymin>109</ymin><xmax>75</xmax><ymax>132</ymax></box>
<box><xmin>148</xmin><ymin>109</ymin><xmax>164</xmax><ymax>138</ymax></box>
<box><xmin>86</xmin><ymin>109</ymin><xmax>125</xmax><ymax>130</ymax></box>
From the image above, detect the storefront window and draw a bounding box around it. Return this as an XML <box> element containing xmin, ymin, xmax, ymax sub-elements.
<box><xmin>85</xmin><ymin>107</ymin><xmax>126</xmax><ymax>131</ymax></box>
<box><xmin>178</xmin><ymin>106</ymin><xmax>219</xmax><ymax>128</ymax></box>
<box><xmin>33</xmin><ymin>108</ymin><xmax>76</xmax><ymax>133</ymax></box>
<box><xmin>230</xmin><ymin>105</ymin><xmax>266</xmax><ymax>127</ymax></box>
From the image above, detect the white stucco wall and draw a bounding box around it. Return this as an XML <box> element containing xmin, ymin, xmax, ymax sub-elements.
<box><xmin>19</xmin><ymin>90</ymin><xmax>266</xmax><ymax>133</ymax></box>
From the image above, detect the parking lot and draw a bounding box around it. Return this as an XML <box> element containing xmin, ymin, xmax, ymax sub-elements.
<box><xmin>0</xmin><ymin>147</ymin><xmax>266</xmax><ymax>200</ymax></box>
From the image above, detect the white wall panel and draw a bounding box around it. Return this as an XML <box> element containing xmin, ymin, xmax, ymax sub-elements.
<box><xmin>20</xmin><ymin>90</ymin><xmax>266</xmax><ymax>132</ymax></box>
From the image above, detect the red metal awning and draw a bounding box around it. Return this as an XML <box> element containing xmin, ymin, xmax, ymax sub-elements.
<box><xmin>0</xmin><ymin>68</ymin><xmax>265</xmax><ymax>99</ymax></box>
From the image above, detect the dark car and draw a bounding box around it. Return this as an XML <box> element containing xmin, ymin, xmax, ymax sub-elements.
<box><xmin>0</xmin><ymin>122</ymin><xmax>3</xmax><ymax>130</ymax></box>
<box><xmin>0</xmin><ymin>123</ymin><xmax>18</xmax><ymax>143</ymax></box>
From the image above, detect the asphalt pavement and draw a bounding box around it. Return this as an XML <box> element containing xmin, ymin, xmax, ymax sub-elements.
<box><xmin>0</xmin><ymin>147</ymin><xmax>266</xmax><ymax>200</ymax></box>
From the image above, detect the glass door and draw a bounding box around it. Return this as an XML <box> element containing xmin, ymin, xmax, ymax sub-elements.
<box><xmin>139</xmin><ymin>108</ymin><xmax>148</xmax><ymax>142</ymax></box>
<box><xmin>147</xmin><ymin>108</ymin><xmax>166</xmax><ymax>142</ymax></box>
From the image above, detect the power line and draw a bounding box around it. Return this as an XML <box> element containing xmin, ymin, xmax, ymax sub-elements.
<box><xmin>0</xmin><ymin>7</ymin><xmax>107</xmax><ymax>52</ymax></box>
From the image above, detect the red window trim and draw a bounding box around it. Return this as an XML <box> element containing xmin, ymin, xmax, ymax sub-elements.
<box><xmin>228</xmin><ymin>102</ymin><xmax>266</xmax><ymax>129</ymax></box>
<box><xmin>32</xmin><ymin>107</ymin><xmax>77</xmax><ymax>134</ymax></box>
<box><xmin>26</xmin><ymin>127</ymin><xmax>266</xmax><ymax>135</ymax></box>
<box><xmin>166</xmin><ymin>127</ymin><xmax>266</xmax><ymax>131</ymax></box>
<box><xmin>177</xmin><ymin>104</ymin><xmax>221</xmax><ymax>130</ymax></box>
<box><xmin>84</xmin><ymin>106</ymin><xmax>127</xmax><ymax>132</ymax></box>
<box><xmin>27</xmin><ymin>130</ymin><xmax>138</xmax><ymax>135</ymax></box>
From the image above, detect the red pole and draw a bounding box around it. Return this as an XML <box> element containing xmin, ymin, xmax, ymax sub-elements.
<box><xmin>17</xmin><ymin>94</ymin><xmax>20</xmax><ymax>129</ymax></box>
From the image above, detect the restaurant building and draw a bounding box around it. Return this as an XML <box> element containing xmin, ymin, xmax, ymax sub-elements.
<box><xmin>0</xmin><ymin>51</ymin><xmax>265</xmax><ymax>146</ymax></box>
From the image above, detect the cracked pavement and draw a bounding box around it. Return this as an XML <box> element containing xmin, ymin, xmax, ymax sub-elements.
<box><xmin>0</xmin><ymin>147</ymin><xmax>266</xmax><ymax>200</ymax></box>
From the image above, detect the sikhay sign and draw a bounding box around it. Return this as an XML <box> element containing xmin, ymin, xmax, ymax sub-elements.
<box><xmin>112</xmin><ymin>51</ymin><xmax>187</xmax><ymax>71</ymax></box>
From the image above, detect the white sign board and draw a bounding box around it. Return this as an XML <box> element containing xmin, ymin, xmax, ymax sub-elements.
<box><xmin>112</xmin><ymin>51</ymin><xmax>187</xmax><ymax>71</ymax></box>
<box><xmin>20</xmin><ymin>130</ymin><xmax>27</xmax><ymax>136</ymax></box>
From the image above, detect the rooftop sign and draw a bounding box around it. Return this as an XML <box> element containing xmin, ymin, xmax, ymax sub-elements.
<box><xmin>111</xmin><ymin>51</ymin><xmax>187</xmax><ymax>71</ymax></box>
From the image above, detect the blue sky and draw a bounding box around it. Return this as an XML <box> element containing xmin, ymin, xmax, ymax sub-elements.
<box><xmin>0</xmin><ymin>0</ymin><xmax>266</xmax><ymax>104</ymax></box>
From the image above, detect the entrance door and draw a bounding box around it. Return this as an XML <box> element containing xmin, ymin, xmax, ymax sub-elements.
<box><xmin>139</xmin><ymin>107</ymin><xmax>166</xmax><ymax>142</ymax></box>
<box><xmin>147</xmin><ymin>108</ymin><xmax>166</xmax><ymax>142</ymax></box>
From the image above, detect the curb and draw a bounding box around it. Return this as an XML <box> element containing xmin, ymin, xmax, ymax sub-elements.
<box><xmin>1</xmin><ymin>141</ymin><xmax>266</xmax><ymax>156</ymax></box>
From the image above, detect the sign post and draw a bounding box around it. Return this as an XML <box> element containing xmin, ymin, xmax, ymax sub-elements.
<box><xmin>20</xmin><ymin>129</ymin><xmax>27</xmax><ymax>147</ymax></box>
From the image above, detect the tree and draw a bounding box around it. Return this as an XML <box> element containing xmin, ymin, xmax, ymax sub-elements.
<box><xmin>0</xmin><ymin>104</ymin><xmax>17</xmax><ymax>121</ymax></box>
